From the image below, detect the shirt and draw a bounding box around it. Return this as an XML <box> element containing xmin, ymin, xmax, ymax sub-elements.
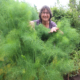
<box><xmin>33</xmin><ymin>20</ymin><xmax>57</xmax><ymax>29</ymax></box>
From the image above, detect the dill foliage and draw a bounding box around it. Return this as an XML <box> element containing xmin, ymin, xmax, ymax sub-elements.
<box><xmin>0</xmin><ymin>0</ymin><xmax>80</xmax><ymax>80</ymax></box>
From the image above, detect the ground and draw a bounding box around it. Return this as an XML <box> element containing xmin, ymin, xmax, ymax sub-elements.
<box><xmin>64</xmin><ymin>74</ymin><xmax>80</xmax><ymax>80</ymax></box>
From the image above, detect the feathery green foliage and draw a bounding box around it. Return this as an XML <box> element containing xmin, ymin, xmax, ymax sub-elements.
<box><xmin>0</xmin><ymin>0</ymin><xmax>80</xmax><ymax>80</ymax></box>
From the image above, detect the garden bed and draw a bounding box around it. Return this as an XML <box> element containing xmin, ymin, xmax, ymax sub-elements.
<box><xmin>64</xmin><ymin>74</ymin><xmax>80</xmax><ymax>80</ymax></box>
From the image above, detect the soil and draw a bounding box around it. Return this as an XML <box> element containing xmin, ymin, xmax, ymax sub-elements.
<box><xmin>64</xmin><ymin>74</ymin><xmax>80</xmax><ymax>80</ymax></box>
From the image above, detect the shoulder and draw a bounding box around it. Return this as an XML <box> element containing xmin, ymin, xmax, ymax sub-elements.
<box><xmin>49</xmin><ymin>20</ymin><xmax>57</xmax><ymax>29</ymax></box>
<box><xmin>33</xmin><ymin>19</ymin><xmax>41</xmax><ymax>25</ymax></box>
<box><xmin>50</xmin><ymin>21</ymin><xmax>57</xmax><ymax>27</ymax></box>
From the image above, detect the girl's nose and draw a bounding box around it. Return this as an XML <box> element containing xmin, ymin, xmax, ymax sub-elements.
<box><xmin>44</xmin><ymin>13</ymin><xmax>47</xmax><ymax>16</ymax></box>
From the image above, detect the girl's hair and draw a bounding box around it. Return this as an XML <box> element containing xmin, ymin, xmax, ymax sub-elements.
<box><xmin>39</xmin><ymin>5</ymin><xmax>52</xmax><ymax>21</ymax></box>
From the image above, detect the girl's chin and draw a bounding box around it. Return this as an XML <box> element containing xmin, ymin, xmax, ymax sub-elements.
<box><xmin>42</xmin><ymin>19</ymin><xmax>49</xmax><ymax>22</ymax></box>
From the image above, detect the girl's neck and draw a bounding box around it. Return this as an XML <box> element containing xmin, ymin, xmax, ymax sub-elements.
<box><xmin>42</xmin><ymin>20</ymin><xmax>49</xmax><ymax>28</ymax></box>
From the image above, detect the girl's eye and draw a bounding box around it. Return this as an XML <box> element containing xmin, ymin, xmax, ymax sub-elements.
<box><xmin>42</xmin><ymin>12</ymin><xmax>49</xmax><ymax>14</ymax></box>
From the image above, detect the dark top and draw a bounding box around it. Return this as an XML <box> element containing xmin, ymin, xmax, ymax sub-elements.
<box><xmin>33</xmin><ymin>20</ymin><xmax>57</xmax><ymax>29</ymax></box>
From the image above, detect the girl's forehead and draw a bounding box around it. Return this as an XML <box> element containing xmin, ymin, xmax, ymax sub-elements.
<box><xmin>42</xmin><ymin>9</ymin><xmax>49</xmax><ymax>12</ymax></box>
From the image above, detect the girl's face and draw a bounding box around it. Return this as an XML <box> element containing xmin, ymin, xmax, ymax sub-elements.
<box><xmin>41</xmin><ymin>9</ymin><xmax>50</xmax><ymax>22</ymax></box>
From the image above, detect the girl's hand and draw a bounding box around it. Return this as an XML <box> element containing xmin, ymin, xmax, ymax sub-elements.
<box><xmin>29</xmin><ymin>21</ymin><xmax>35</xmax><ymax>30</ymax></box>
<box><xmin>49</xmin><ymin>27</ymin><xmax>59</xmax><ymax>33</ymax></box>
